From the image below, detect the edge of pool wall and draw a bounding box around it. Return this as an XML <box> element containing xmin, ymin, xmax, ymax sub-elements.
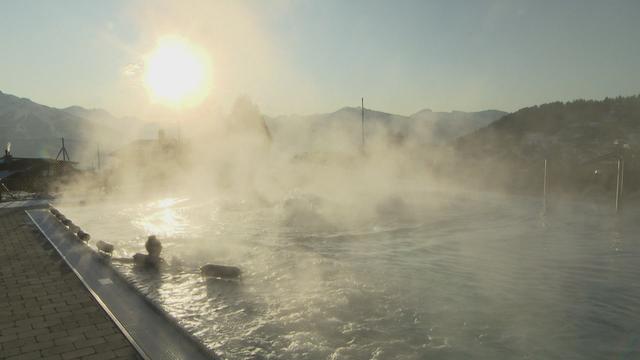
<box><xmin>26</xmin><ymin>206</ymin><xmax>220</xmax><ymax>360</ymax></box>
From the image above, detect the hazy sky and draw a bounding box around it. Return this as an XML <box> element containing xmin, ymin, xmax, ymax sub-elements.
<box><xmin>1</xmin><ymin>0</ymin><xmax>639</xmax><ymax>118</ymax></box>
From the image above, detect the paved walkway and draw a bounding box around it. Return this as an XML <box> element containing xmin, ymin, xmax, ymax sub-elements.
<box><xmin>0</xmin><ymin>209</ymin><xmax>140</xmax><ymax>360</ymax></box>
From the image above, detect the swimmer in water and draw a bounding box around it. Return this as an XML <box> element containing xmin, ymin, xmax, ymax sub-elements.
<box><xmin>110</xmin><ymin>236</ymin><xmax>240</xmax><ymax>277</ymax></box>
<box><xmin>133</xmin><ymin>235</ymin><xmax>165</xmax><ymax>268</ymax></box>
<box><xmin>112</xmin><ymin>235</ymin><xmax>165</xmax><ymax>269</ymax></box>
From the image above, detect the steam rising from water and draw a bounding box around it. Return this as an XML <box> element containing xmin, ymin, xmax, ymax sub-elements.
<box><xmin>54</xmin><ymin>14</ymin><xmax>640</xmax><ymax>356</ymax></box>
<box><xmin>59</xmin><ymin>192</ymin><xmax>640</xmax><ymax>359</ymax></box>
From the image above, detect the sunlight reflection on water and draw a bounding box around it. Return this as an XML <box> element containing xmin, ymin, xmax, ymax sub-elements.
<box><xmin>59</xmin><ymin>193</ymin><xmax>640</xmax><ymax>360</ymax></box>
<box><xmin>130</xmin><ymin>197</ymin><xmax>191</xmax><ymax>237</ymax></box>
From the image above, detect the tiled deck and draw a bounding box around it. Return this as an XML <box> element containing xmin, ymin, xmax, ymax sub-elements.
<box><xmin>0</xmin><ymin>209</ymin><xmax>140</xmax><ymax>360</ymax></box>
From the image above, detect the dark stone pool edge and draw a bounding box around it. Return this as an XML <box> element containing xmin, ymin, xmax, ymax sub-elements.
<box><xmin>26</xmin><ymin>207</ymin><xmax>219</xmax><ymax>360</ymax></box>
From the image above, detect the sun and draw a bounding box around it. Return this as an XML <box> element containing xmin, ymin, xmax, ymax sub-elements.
<box><xmin>144</xmin><ymin>36</ymin><xmax>211</xmax><ymax>107</ymax></box>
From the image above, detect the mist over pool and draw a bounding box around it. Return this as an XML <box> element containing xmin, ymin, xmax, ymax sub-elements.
<box><xmin>58</xmin><ymin>189</ymin><xmax>640</xmax><ymax>360</ymax></box>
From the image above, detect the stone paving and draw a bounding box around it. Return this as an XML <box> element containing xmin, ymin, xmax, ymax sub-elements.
<box><xmin>0</xmin><ymin>209</ymin><xmax>141</xmax><ymax>360</ymax></box>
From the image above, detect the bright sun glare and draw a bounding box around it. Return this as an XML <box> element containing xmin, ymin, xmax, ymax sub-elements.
<box><xmin>144</xmin><ymin>36</ymin><xmax>211</xmax><ymax>107</ymax></box>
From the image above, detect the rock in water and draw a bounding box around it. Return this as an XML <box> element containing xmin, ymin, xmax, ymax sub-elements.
<box><xmin>200</xmin><ymin>264</ymin><xmax>241</xmax><ymax>279</ymax></box>
<box><xmin>96</xmin><ymin>240</ymin><xmax>114</xmax><ymax>255</ymax></box>
<box><xmin>68</xmin><ymin>223</ymin><xmax>80</xmax><ymax>233</ymax></box>
<box><xmin>77</xmin><ymin>230</ymin><xmax>91</xmax><ymax>242</ymax></box>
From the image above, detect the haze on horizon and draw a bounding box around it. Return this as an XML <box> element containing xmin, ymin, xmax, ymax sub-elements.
<box><xmin>3</xmin><ymin>4</ymin><xmax>640</xmax><ymax>359</ymax></box>
<box><xmin>1</xmin><ymin>0</ymin><xmax>639</xmax><ymax>119</ymax></box>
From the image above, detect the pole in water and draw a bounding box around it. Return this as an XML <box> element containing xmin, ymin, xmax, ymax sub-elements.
<box><xmin>361</xmin><ymin>97</ymin><xmax>365</xmax><ymax>151</ymax></box>
<box><xmin>543</xmin><ymin>159</ymin><xmax>548</xmax><ymax>213</ymax></box>
<box><xmin>620</xmin><ymin>158</ymin><xmax>625</xmax><ymax>198</ymax></box>
<box><xmin>615</xmin><ymin>158</ymin><xmax>621</xmax><ymax>213</ymax></box>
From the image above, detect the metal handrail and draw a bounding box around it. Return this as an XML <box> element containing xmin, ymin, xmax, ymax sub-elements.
<box><xmin>0</xmin><ymin>181</ymin><xmax>18</xmax><ymax>201</ymax></box>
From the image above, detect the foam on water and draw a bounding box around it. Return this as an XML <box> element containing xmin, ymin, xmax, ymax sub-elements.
<box><xmin>58</xmin><ymin>191</ymin><xmax>640</xmax><ymax>359</ymax></box>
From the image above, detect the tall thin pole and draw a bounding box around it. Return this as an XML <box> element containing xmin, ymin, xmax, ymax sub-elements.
<box><xmin>615</xmin><ymin>158</ymin><xmax>621</xmax><ymax>213</ymax></box>
<box><xmin>543</xmin><ymin>159</ymin><xmax>548</xmax><ymax>213</ymax></box>
<box><xmin>361</xmin><ymin>97</ymin><xmax>365</xmax><ymax>151</ymax></box>
<box><xmin>97</xmin><ymin>145</ymin><xmax>101</xmax><ymax>170</ymax></box>
<box><xmin>620</xmin><ymin>158</ymin><xmax>625</xmax><ymax>198</ymax></box>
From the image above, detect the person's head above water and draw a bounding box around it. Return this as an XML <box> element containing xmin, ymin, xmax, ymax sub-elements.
<box><xmin>145</xmin><ymin>235</ymin><xmax>162</xmax><ymax>257</ymax></box>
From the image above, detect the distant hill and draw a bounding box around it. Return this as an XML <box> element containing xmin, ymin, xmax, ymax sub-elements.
<box><xmin>0</xmin><ymin>88</ymin><xmax>505</xmax><ymax>164</ymax></box>
<box><xmin>62</xmin><ymin>106</ymin><xmax>159</xmax><ymax>139</ymax></box>
<box><xmin>457</xmin><ymin>96</ymin><xmax>640</xmax><ymax>162</ymax></box>
<box><xmin>453</xmin><ymin>95</ymin><xmax>640</xmax><ymax>194</ymax></box>
<box><xmin>0</xmin><ymin>91</ymin><xmax>156</xmax><ymax>165</ymax></box>
<box><xmin>266</xmin><ymin>107</ymin><xmax>506</xmax><ymax>153</ymax></box>
<box><xmin>411</xmin><ymin>109</ymin><xmax>506</xmax><ymax>142</ymax></box>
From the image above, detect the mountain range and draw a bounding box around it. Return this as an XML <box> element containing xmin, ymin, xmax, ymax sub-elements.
<box><xmin>3</xmin><ymin>88</ymin><xmax>638</xmax><ymax>196</ymax></box>
<box><xmin>265</xmin><ymin>106</ymin><xmax>506</xmax><ymax>152</ymax></box>
<box><xmin>0</xmin><ymin>91</ymin><xmax>157</xmax><ymax>163</ymax></box>
<box><xmin>0</xmin><ymin>90</ymin><xmax>507</xmax><ymax>160</ymax></box>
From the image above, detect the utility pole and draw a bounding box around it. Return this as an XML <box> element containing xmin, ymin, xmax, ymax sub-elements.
<box><xmin>97</xmin><ymin>145</ymin><xmax>101</xmax><ymax>170</ymax></box>
<box><xmin>543</xmin><ymin>159</ymin><xmax>548</xmax><ymax>213</ymax></box>
<box><xmin>361</xmin><ymin>97</ymin><xmax>365</xmax><ymax>151</ymax></box>
<box><xmin>55</xmin><ymin>137</ymin><xmax>70</xmax><ymax>161</ymax></box>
